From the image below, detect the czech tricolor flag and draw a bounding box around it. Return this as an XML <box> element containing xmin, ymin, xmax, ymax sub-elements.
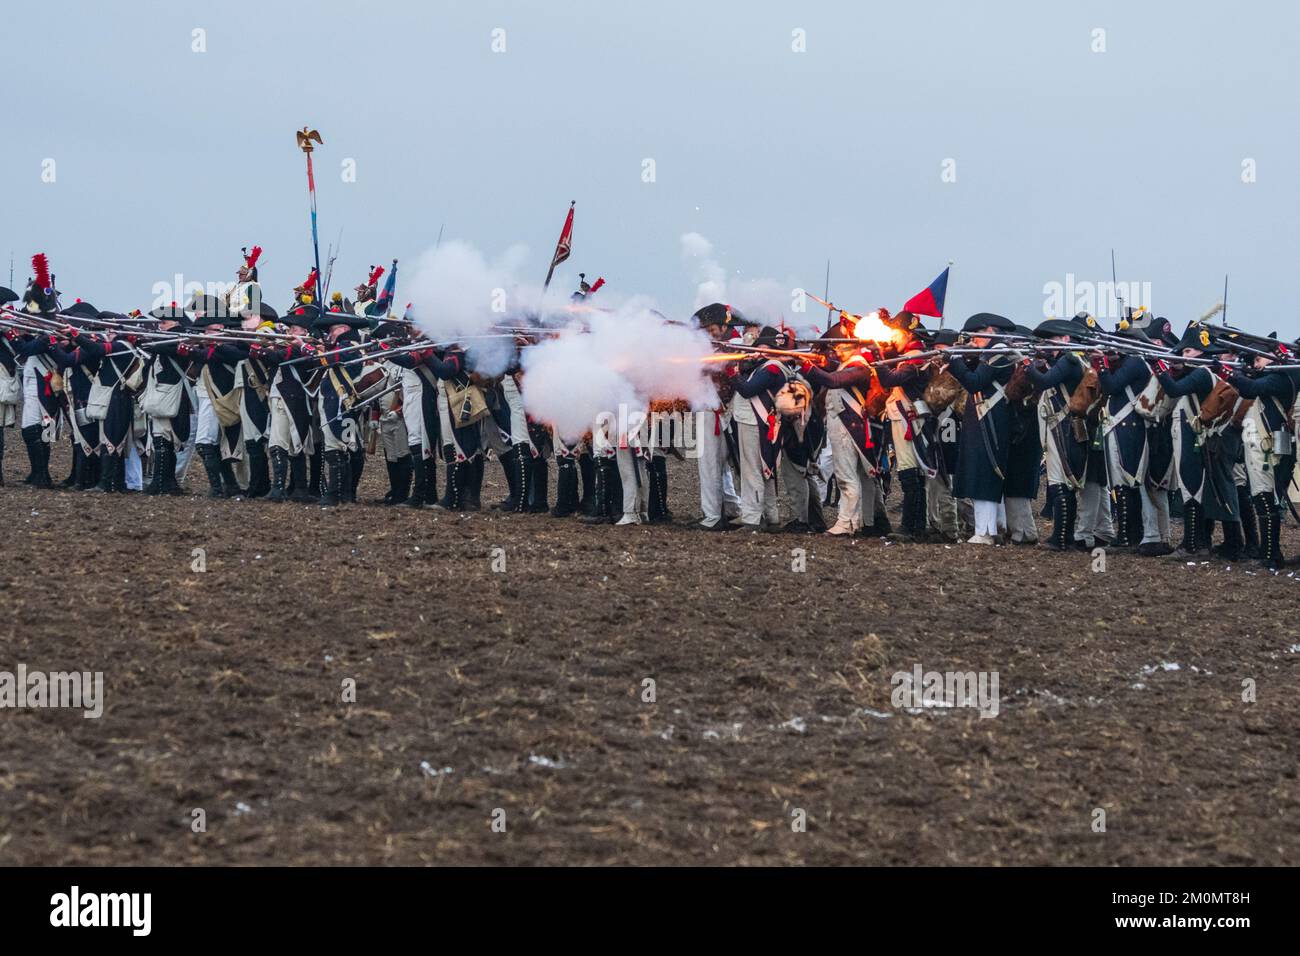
<box><xmin>902</xmin><ymin>266</ymin><xmax>949</xmax><ymax>318</ymax></box>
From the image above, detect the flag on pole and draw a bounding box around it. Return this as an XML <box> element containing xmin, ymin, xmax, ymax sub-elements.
<box><xmin>543</xmin><ymin>201</ymin><xmax>575</xmax><ymax>291</ymax></box>
<box><xmin>375</xmin><ymin>259</ymin><xmax>398</xmax><ymax>315</ymax></box>
<box><xmin>902</xmin><ymin>266</ymin><xmax>949</xmax><ymax>318</ymax></box>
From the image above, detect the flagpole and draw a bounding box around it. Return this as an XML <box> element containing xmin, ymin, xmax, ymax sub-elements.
<box><xmin>297</xmin><ymin>127</ymin><xmax>325</xmax><ymax>308</ymax></box>
<box><xmin>543</xmin><ymin>200</ymin><xmax>575</xmax><ymax>292</ymax></box>
<box><xmin>1222</xmin><ymin>274</ymin><xmax>1229</xmax><ymax>325</ymax></box>
<box><xmin>940</xmin><ymin>259</ymin><xmax>953</xmax><ymax>329</ymax></box>
<box><xmin>823</xmin><ymin>259</ymin><xmax>831</xmax><ymax>327</ymax></box>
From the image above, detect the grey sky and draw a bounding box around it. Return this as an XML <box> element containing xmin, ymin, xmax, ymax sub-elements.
<box><xmin>4</xmin><ymin>0</ymin><xmax>1296</xmax><ymax>335</ymax></box>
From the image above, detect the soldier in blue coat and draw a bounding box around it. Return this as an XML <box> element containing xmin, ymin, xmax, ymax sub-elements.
<box><xmin>1226</xmin><ymin>338</ymin><xmax>1298</xmax><ymax>570</ymax></box>
<box><xmin>944</xmin><ymin>313</ymin><xmax>1018</xmax><ymax>544</ymax></box>
<box><xmin>1154</xmin><ymin>325</ymin><xmax>1240</xmax><ymax>557</ymax></box>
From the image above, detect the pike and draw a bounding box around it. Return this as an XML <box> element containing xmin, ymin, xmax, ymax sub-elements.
<box><xmin>322</xmin><ymin>226</ymin><xmax>343</xmax><ymax>304</ymax></box>
<box><xmin>296</xmin><ymin>126</ymin><xmax>326</xmax><ymax>309</ymax></box>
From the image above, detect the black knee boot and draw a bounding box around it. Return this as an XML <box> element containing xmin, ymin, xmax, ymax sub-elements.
<box><xmin>157</xmin><ymin>439</ymin><xmax>183</xmax><ymax>495</ymax></box>
<box><xmin>92</xmin><ymin>451</ymin><xmax>117</xmax><ymax>493</ymax></box>
<box><xmin>22</xmin><ymin>426</ymin><xmax>50</xmax><ymax>488</ymax></box>
<box><xmin>1112</xmin><ymin>488</ymin><xmax>1131</xmax><ymax>547</ymax></box>
<box><xmin>1045</xmin><ymin>481</ymin><xmax>1066</xmax><ymax>548</ymax></box>
<box><xmin>578</xmin><ymin>453</ymin><xmax>596</xmax><ymax>515</ymax></box>
<box><xmin>74</xmin><ymin>444</ymin><xmax>95</xmax><ymax>490</ymax></box>
<box><xmin>112</xmin><ymin>451</ymin><xmax>129</xmax><ymax>492</ymax></box>
<box><xmin>451</xmin><ymin>459</ymin><xmax>475</xmax><ymax>511</ymax></box>
<box><xmin>1255</xmin><ymin>494</ymin><xmax>1283</xmax><ymax>570</ymax></box>
<box><xmin>1215</xmin><ymin>515</ymin><xmax>1243</xmax><ymax>560</ymax></box>
<box><xmin>1125</xmin><ymin>487</ymin><xmax>1145</xmax><ymax>548</ymax></box>
<box><xmin>383</xmin><ymin>455</ymin><xmax>411</xmax><ymax>506</ymax></box>
<box><xmin>1040</xmin><ymin>482</ymin><xmax>1057</xmax><ymax>518</ymax></box>
<box><xmin>320</xmin><ymin>450</ymin><xmax>343</xmax><ymax>506</ymax></box>
<box><xmin>604</xmin><ymin>457</ymin><xmax>623</xmax><ymax>523</ymax></box>
<box><xmin>146</xmin><ymin>446</ymin><xmax>165</xmax><ymax>495</ymax></box>
<box><xmin>219</xmin><ymin>458</ymin><xmax>242</xmax><ymax>497</ymax></box>
<box><xmin>245</xmin><ymin>440</ymin><xmax>269</xmax><ymax>498</ymax></box>
<box><xmin>528</xmin><ymin>455</ymin><xmax>550</xmax><ymax>513</ymax></box>
<box><xmin>1177</xmin><ymin>499</ymin><xmax>1203</xmax><ymax>555</ymax></box>
<box><xmin>646</xmin><ymin>458</ymin><xmax>665</xmax><ymax>523</ymax></box>
<box><xmin>505</xmin><ymin>447</ymin><xmax>529</xmax><ymax>513</ymax></box>
<box><xmin>195</xmin><ymin>445</ymin><xmax>220</xmax><ymax>497</ymax></box>
<box><xmin>580</xmin><ymin>457</ymin><xmax>609</xmax><ymax>524</ymax></box>
<box><xmin>647</xmin><ymin>456</ymin><xmax>671</xmax><ymax>523</ymax></box>
<box><xmin>268</xmin><ymin>447</ymin><xmax>290</xmax><ymax>502</ymax></box>
<box><xmin>407</xmin><ymin>448</ymin><xmax>427</xmax><ymax>508</ymax></box>
<box><xmin>1238</xmin><ymin>485</ymin><xmax>1261</xmax><ymax>558</ymax></box>
<box><xmin>308</xmin><ymin>445</ymin><xmax>323</xmax><ymax>498</ymax></box>
<box><xmin>495</xmin><ymin>448</ymin><xmax>521</xmax><ymax>510</ymax></box>
<box><xmin>895</xmin><ymin>468</ymin><xmax>924</xmax><ymax>539</ymax></box>
<box><xmin>423</xmin><ymin>453</ymin><xmax>440</xmax><ymax>508</ymax></box>
<box><xmin>464</xmin><ymin>457</ymin><xmax>483</xmax><ymax>511</ymax></box>
<box><xmin>336</xmin><ymin>452</ymin><xmax>353</xmax><ymax>504</ymax></box>
<box><xmin>0</xmin><ymin>427</ymin><xmax>5</xmax><ymax>487</ymax></box>
<box><xmin>287</xmin><ymin>454</ymin><xmax>310</xmax><ymax>501</ymax></box>
<box><xmin>552</xmin><ymin>458</ymin><xmax>579</xmax><ymax>517</ymax></box>
<box><xmin>348</xmin><ymin>448</ymin><xmax>365</xmax><ymax>502</ymax></box>
<box><xmin>443</xmin><ymin>457</ymin><xmax>463</xmax><ymax>510</ymax></box>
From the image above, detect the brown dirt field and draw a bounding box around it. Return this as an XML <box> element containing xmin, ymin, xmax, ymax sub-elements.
<box><xmin>1</xmin><ymin>442</ymin><xmax>1297</xmax><ymax>866</ymax></box>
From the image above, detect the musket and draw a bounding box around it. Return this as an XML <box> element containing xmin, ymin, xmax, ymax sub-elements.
<box><xmin>324</xmin><ymin>380</ymin><xmax>402</xmax><ymax>427</ymax></box>
<box><xmin>279</xmin><ymin>335</ymin><xmax>408</xmax><ymax>367</ymax></box>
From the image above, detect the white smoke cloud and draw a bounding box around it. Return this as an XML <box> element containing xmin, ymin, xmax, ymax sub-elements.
<box><xmin>520</xmin><ymin>301</ymin><xmax>716</xmax><ymax>443</ymax></box>
<box><xmin>398</xmin><ymin>236</ymin><xmax>732</xmax><ymax>441</ymax></box>
<box><xmin>679</xmin><ymin>231</ymin><xmax>804</xmax><ymax>332</ymax></box>
<box><xmin>403</xmin><ymin>239</ymin><xmax>534</xmax><ymax>342</ymax></box>
<box><xmin>403</xmin><ymin>238</ymin><xmax>586</xmax><ymax>375</ymax></box>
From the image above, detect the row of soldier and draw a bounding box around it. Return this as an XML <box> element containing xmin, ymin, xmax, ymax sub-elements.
<box><xmin>2</xmin><ymin>249</ymin><xmax>1297</xmax><ymax>571</ymax></box>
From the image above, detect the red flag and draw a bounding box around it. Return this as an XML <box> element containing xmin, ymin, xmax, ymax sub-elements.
<box><xmin>544</xmin><ymin>201</ymin><xmax>575</xmax><ymax>290</ymax></box>
<box><xmin>902</xmin><ymin>266</ymin><xmax>949</xmax><ymax>318</ymax></box>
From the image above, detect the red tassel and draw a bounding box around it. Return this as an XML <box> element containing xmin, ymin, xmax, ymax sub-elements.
<box><xmin>245</xmin><ymin>245</ymin><xmax>262</xmax><ymax>269</ymax></box>
<box><xmin>767</xmin><ymin>412</ymin><xmax>779</xmax><ymax>443</ymax></box>
<box><xmin>588</xmin><ymin>277</ymin><xmax>605</xmax><ymax>295</ymax></box>
<box><xmin>300</xmin><ymin>268</ymin><xmax>319</xmax><ymax>290</ymax></box>
<box><xmin>32</xmin><ymin>253</ymin><xmax>51</xmax><ymax>290</ymax></box>
<box><xmin>367</xmin><ymin>265</ymin><xmax>385</xmax><ymax>286</ymax></box>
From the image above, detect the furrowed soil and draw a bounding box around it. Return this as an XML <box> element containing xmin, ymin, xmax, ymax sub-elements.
<box><xmin>1</xmin><ymin>445</ymin><xmax>1297</xmax><ymax>866</ymax></box>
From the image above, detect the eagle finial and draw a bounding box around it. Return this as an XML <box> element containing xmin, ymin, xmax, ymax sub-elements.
<box><xmin>296</xmin><ymin>127</ymin><xmax>323</xmax><ymax>153</ymax></box>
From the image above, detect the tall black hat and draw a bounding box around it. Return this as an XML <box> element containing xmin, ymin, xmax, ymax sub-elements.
<box><xmin>312</xmin><ymin>309</ymin><xmax>370</xmax><ymax>333</ymax></box>
<box><xmin>1172</xmin><ymin>323</ymin><xmax>1222</xmax><ymax>355</ymax></box>
<box><xmin>961</xmin><ymin>312</ymin><xmax>1016</xmax><ymax>333</ymax></box>
<box><xmin>64</xmin><ymin>301</ymin><xmax>100</xmax><ymax>320</ymax></box>
<box><xmin>1033</xmin><ymin>318</ymin><xmax>1083</xmax><ymax>338</ymax></box>
<box><xmin>187</xmin><ymin>293</ymin><xmax>242</xmax><ymax>327</ymax></box>
<box><xmin>148</xmin><ymin>305</ymin><xmax>192</xmax><ymax>329</ymax></box>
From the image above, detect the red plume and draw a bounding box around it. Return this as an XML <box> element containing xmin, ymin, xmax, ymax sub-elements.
<box><xmin>367</xmin><ymin>265</ymin><xmax>385</xmax><ymax>286</ymax></box>
<box><xmin>587</xmin><ymin>277</ymin><xmax>605</xmax><ymax>296</ymax></box>
<box><xmin>244</xmin><ymin>245</ymin><xmax>262</xmax><ymax>270</ymax></box>
<box><xmin>299</xmin><ymin>268</ymin><xmax>319</xmax><ymax>291</ymax></box>
<box><xmin>32</xmin><ymin>253</ymin><xmax>51</xmax><ymax>290</ymax></box>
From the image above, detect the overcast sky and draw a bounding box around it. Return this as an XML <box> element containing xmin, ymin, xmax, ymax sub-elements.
<box><xmin>3</xmin><ymin>0</ymin><xmax>1296</xmax><ymax>335</ymax></box>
